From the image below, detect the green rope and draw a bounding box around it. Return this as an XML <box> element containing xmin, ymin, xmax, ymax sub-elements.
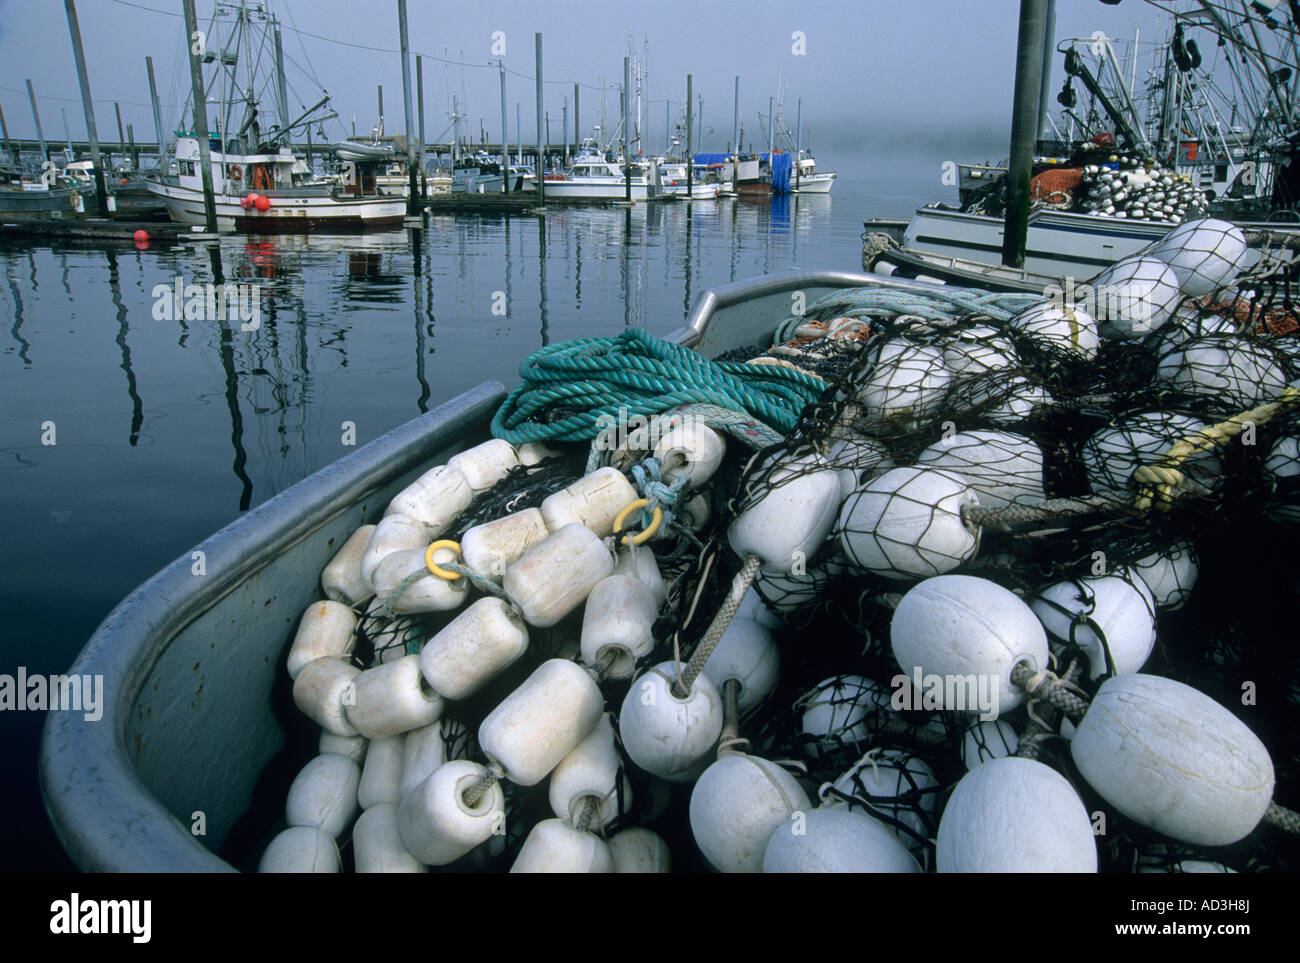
<box><xmin>490</xmin><ymin>328</ymin><xmax>826</xmax><ymax>444</ymax></box>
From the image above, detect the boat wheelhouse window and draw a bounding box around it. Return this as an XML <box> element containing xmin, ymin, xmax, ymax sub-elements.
<box><xmin>179</xmin><ymin>160</ymin><xmax>196</xmax><ymax>176</ymax></box>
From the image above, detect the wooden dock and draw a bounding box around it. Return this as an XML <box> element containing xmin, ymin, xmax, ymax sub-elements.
<box><xmin>0</xmin><ymin>217</ymin><xmax>201</xmax><ymax>244</ymax></box>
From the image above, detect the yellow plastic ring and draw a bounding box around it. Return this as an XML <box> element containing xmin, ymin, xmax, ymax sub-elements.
<box><xmin>612</xmin><ymin>498</ymin><xmax>662</xmax><ymax>546</ymax></box>
<box><xmin>425</xmin><ymin>540</ymin><xmax>463</xmax><ymax>580</ymax></box>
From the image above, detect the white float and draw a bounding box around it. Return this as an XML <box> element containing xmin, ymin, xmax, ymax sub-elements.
<box><xmin>292</xmin><ymin>657</ymin><xmax>361</xmax><ymax>737</ymax></box>
<box><xmin>547</xmin><ymin>713</ymin><xmax>631</xmax><ymax>829</ymax></box>
<box><xmin>727</xmin><ymin>453</ymin><xmax>842</xmax><ymax>573</ymax></box>
<box><xmin>319</xmin><ymin>730</ymin><xmax>367</xmax><ymax>763</ymax></box>
<box><xmin>579</xmin><ymin>574</ymin><xmax>660</xmax><ymax>678</ymax></box>
<box><xmin>1081</xmin><ymin>411</ymin><xmax>1221</xmax><ymax>496</ymax></box>
<box><xmin>620</xmin><ymin>662</ymin><xmax>723</xmax><ymax>782</ymax></box>
<box><xmin>539</xmin><ymin>467</ymin><xmax>639</xmax><ymax>537</ymax></box>
<box><xmin>385</xmin><ymin>465</ymin><xmax>474</xmax><ymax>538</ymax></box>
<box><xmin>613</xmin><ymin>545</ymin><xmax>668</xmax><ymax>607</ymax></box>
<box><xmin>856</xmin><ymin>341</ymin><xmax>953</xmax><ymax>425</ymax></box>
<box><xmin>353</xmin><ymin>802</ymin><xmax>426</xmax><ymax>873</ymax></box>
<box><xmin>891</xmin><ymin>574</ymin><xmax>1049</xmax><ymax>716</ymax></box>
<box><xmin>396</xmin><ymin>760</ymin><xmax>505</xmax><ymax>866</ymax></box>
<box><xmin>828</xmin><ymin>749</ymin><xmax>938</xmax><ymax>849</ymax></box>
<box><xmin>359</xmin><ymin>512</ymin><xmax>429</xmax><ymax>589</ymax></box>
<box><xmin>509</xmin><ymin>819</ymin><xmax>613</xmax><ymax>873</ymax></box>
<box><xmin>960</xmin><ymin>719</ymin><xmax>1020</xmax><ymax>771</ymax></box>
<box><xmin>914</xmin><ymin>430</ymin><xmax>1045</xmax><ymax>510</ymax></box>
<box><xmin>653</xmin><ymin>421</ymin><xmax>726</xmax><ymax>488</ymax></box>
<box><xmin>800</xmin><ymin>676</ymin><xmax>893</xmax><ymax>755</ymax></box>
<box><xmin>358</xmin><ymin>734</ymin><xmax>405</xmax><ymax>810</ymax></box>
<box><xmin>447</xmin><ymin>439</ymin><xmax>520</xmax><ymax>492</ymax></box>
<box><xmin>839</xmin><ymin>466</ymin><xmax>980</xmax><ymax>580</ymax></box>
<box><xmin>345</xmin><ymin>654</ymin><xmax>444</xmax><ymax>739</ymax></box>
<box><xmin>761</xmin><ymin>806</ymin><xmax>919</xmax><ymax>873</ymax></box>
<box><xmin>285</xmin><ymin>752</ymin><xmax>361</xmax><ymax>839</ymax></box>
<box><xmin>1005</xmin><ymin>301</ymin><xmax>1100</xmax><ymax>360</ymax></box>
<box><xmin>607</xmin><ymin>827</ymin><xmax>672</xmax><ymax>873</ymax></box>
<box><xmin>517</xmin><ymin>441</ymin><xmax>561</xmax><ymax>466</ymax></box>
<box><xmin>1030</xmin><ymin>576</ymin><xmax>1157</xmax><ymax>679</ymax></box>
<box><xmin>371</xmin><ymin>545</ymin><xmax>469</xmax><ymax>614</ymax></box>
<box><xmin>502</xmin><ymin>522</ymin><xmax>615</xmax><ymax>627</ymax></box>
<box><xmin>829</xmin><ymin>437</ymin><xmax>894</xmax><ymax>499</ymax></box>
<box><xmin>286</xmin><ymin>601</ymin><xmax>357</xmax><ymax>680</ymax></box>
<box><xmin>701</xmin><ymin>616</ymin><xmax>779</xmax><ymax>714</ymax></box>
<box><xmin>1071</xmin><ymin>674</ymin><xmax>1274</xmax><ymax>847</ymax></box>
<box><xmin>478</xmin><ymin>659</ymin><xmax>604</xmax><ymax>787</ymax></box>
<box><xmin>689</xmin><ymin>754</ymin><xmax>811</xmax><ymax>874</ymax></box>
<box><xmin>936</xmin><ymin>756</ymin><xmax>1097</xmax><ymax>872</ymax></box>
<box><xmin>941</xmin><ymin>325</ymin><xmax>1018</xmax><ymax>376</ymax></box>
<box><xmin>1089</xmin><ymin>256</ymin><xmax>1182</xmax><ymax>338</ymax></box>
<box><xmin>1123</xmin><ymin>542</ymin><xmax>1199</xmax><ymax>609</ymax></box>
<box><xmin>320</xmin><ymin>524</ymin><xmax>376</xmax><ymax>607</ymax></box>
<box><xmin>258</xmin><ymin>826</ymin><xmax>340</xmax><ymax>873</ymax></box>
<box><xmin>1155</xmin><ymin>338</ymin><xmax>1288</xmax><ymax>412</ymax></box>
<box><xmin>419</xmin><ymin>597</ymin><xmax>529</xmax><ymax>700</ymax></box>
<box><xmin>399</xmin><ymin>720</ymin><xmax>449</xmax><ymax>800</ymax></box>
<box><xmin>1146</xmin><ymin>218</ymin><xmax>1248</xmax><ymax>297</ymax></box>
<box><xmin>460</xmin><ymin>508</ymin><xmax>550</xmax><ymax>583</ymax></box>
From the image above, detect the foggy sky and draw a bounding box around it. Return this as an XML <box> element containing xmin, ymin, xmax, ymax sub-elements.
<box><xmin>0</xmin><ymin>0</ymin><xmax>1164</xmax><ymax>160</ymax></box>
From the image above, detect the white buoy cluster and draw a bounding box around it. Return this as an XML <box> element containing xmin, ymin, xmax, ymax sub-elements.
<box><xmin>1078</xmin><ymin>162</ymin><xmax>1209</xmax><ymax>223</ymax></box>
<box><xmin>257</xmin><ymin>219</ymin><xmax>1299</xmax><ymax>872</ymax></box>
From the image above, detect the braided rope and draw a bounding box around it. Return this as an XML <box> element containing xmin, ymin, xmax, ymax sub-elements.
<box><xmin>965</xmin><ymin>495</ymin><xmax>1126</xmax><ymax>530</ymax></box>
<box><xmin>673</xmin><ymin>554</ymin><xmax>763</xmax><ymax>698</ymax></box>
<box><xmin>1010</xmin><ymin>661</ymin><xmax>1090</xmax><ymax>723</ymax></box>
<box><xmin>1133</xmin><ymin>385</ymin><xmax>1300</xmax><ymax>512</ymax></box>
<box><xmin>491</xmin><ymin>328</ymin><xmax>826</xmax><ymax>444</ymax></box>
<box><xmin>1263</xmin><ymin>801</ymin><xmax>1300</xmax><ymax>835</ymax></box>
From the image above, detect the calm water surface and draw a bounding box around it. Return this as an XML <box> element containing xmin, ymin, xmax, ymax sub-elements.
<box><xmin>0</xmin><ymin>149</ymin><xmax>945</xmax><ymax>869</ymax></box>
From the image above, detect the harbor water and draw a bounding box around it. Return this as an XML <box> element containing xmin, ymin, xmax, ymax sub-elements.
<box><xmin>0</xmin><ymin>148</ymin><xmax>946</xmax><ymax>870</ymax></box>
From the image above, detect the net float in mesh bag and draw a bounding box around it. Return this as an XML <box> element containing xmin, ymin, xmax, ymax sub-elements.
<box><xmin>1005</xmin><ymin>300</ymin><xmax>1100</xmax><ymax>360</ymax></box>
<box><xmin>761</xmin><ymin>802</ymin><xmax>919</xmax><ymax>873</ymax></box>
<box><xmin>1155</xmin><ymin>338</ymin><xmax>1289</xmax><ymax>413</ymax></box>
<box><xmin>914</xmin><ymin>430</ymin><xmax>1045</xmax><ymax>510</ymax></box>
<box><xmin>960</xmin><ymin>718</ymin><xmax>1020</xmax><ymax>771</ymax></box>
<box><xmin>826</xmin><ymin>748</ymin><xmax>939</xmax><ymax>856</ymax></box>
<box><xmin>1081</xmin><ymin>411</ymin><xmax>1223</xmax><ymax>497</ymax></box>
<box><xmin>890</xmin><ymin>574</ymin><xmax>1049</xmax><ymax>717</ymax></box>
<box><xmin>689</xmin><ymin>752</ymin><xmax>811</xmax><ymax>873</ymax></box>
<box><xmin>1147</xmin><ymin>304</ymin><xmax>1239</xmax><ymax>356</ymax></box>
<box><xmin>1070</xmin><ymin>673</ymin><xmax>1274</xmax><ymax>847</ymax></box>
<box><xmin>755</xmin><ymin>555</ymin><xmax>847</xmax><ymax>613</ymax></box>
<box><xmin>798</xmin><ymin>675</ymin><xmax>897</xmax><ymax>756</ymax></box>
<box><xmin>1145</xmin><ymin>218</ymin><xmax>1249</xmax><ymax>298</ymax></box>
<box><xmin>828</xmin><ymin>436</ymin><xmax>894</xmax><ymax>498</ymax></box>
<box><xmin>839</xmin><ymin>466</ymin><xmax>980</xmax><ymax>580</ymax></box>
<box><xmin>1087</xmin><ymin>256</ymin><xmax>1183</xmax><ymax>339</ymax></box>
<box><xmin>727</xmin><ymin>453</ymin><xmax>842</xmax><ymax>574</ymax></box>
<box><xmin>935</xmin><ymin>756</ymin><xmax>1098</xmax><ymax>872</ymax></box>
<box><xmin>855</xmin><ymin>340</ymin><xmax>954</xmax><ymax>427</ymax></box>
<box><xmin>1119</xmin><ymin>541</ymin><xmax>1199</xmax><ymax>610</ymax></box>
<box><xmin>1029</xmin><ymin>575</ymin><xmax>1157</xmax><ymax>680</ymax></box>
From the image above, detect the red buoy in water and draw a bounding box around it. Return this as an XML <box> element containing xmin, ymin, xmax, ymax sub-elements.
<box><xmin>254</xmin><ymin>194</ymin><xmax>271</xmax><ymax>212</ymax></box>
<box><xmin>132</xmin><ymin>229</ymin><xmax>149</xmax><ymax>250</ymax></box>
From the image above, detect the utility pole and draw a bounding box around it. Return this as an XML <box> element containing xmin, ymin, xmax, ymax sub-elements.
<box><xmin>64</xmin><ymin>0</ymin><xmax>109</xmax><ymax>215</ymax></box>
<box><xmin>182</xmin><ymin>0</ymin><xmax>218</xmax><ymax>232</ymax></box>
<box><xmin>1003</xmin><ymin>0</ymin><xmax>1048</xmax><ymax>267</ymax></box>
<box><xmin>535</xmin><ymin>33</ymin><xmax>545</xmax><ymax>203</ymax></box>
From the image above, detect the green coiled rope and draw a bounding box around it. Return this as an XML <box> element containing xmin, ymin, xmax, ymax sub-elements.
<box><xmin>490</xmin><ymin>328</ymin><xmax>827</xmax><ymax>443</ymax></box>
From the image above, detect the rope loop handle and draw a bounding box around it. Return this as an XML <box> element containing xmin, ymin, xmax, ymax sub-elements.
<box><xmin>424</xmin><ymin>540</ymin><xmax>464</xmax><ymax>580</ymax></box>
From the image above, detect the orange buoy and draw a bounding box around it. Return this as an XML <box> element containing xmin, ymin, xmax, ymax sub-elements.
<box><xmin>254</xmin><ymin>194</ymin><xmax>271</xmax><ymax>211</ymax></box>
<box><xmin>132</xmin><ymin>229</ymin><xmax>149</xmax><ymax>244</ymax></box>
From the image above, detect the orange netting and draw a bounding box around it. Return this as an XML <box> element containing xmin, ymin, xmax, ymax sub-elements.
<box><xmin>1030</xmin><ymin>167</ymin><xmax>1084</xmax><ymax>200</ymax></box>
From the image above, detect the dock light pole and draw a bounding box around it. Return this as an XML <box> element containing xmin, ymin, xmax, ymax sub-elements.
<box><xmin>26</xmin><ymin>80</ymin><xmax>48</xmax><ymax>163</ymax></box>
<box><xmin>535</xmin><ymin>33</ymin><xmax>544</xmax><ymax>204</ymax></box>
<box><xmin>1002</xmin><ymin>0</ymin><xmax>1048</xmax><ymax>268</ymax></box>
<box><xmin>397</xmin><ymin>0</ymin><xmax>418</xmax><ymax>214</ymax></box>
<box><xmin>624</xmin><ymin>56</ymin><xmax>631</xmax><ymax>202</ymax></box>
<box><xmin>499</xmin><ymin>60</ymin><xmax>509</xmax><ymax>193</ymax></box>
<box><xmin>182</xmin><ymin>0</ymin><xmax>219</xmax><ymax>233</ymax></box>
<box><xmin>686</xmin><ymin>74</ymin><xmax>693</xmax><ymax>198</ymax></box>
<box><xmin>64</xmin><ymin>0</ymin><xmax>108</xmax><ymax>216</ymax></box>
<box><xmin>146</xmin><ymin>57</ymin><xmax>166</xmax><ymax>165</ymax></box>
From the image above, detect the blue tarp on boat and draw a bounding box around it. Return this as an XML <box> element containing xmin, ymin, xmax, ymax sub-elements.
<box><xmin>692</xmin><ymin>152</ymin><xmax>793</xmax><ymax>193</ymax></box>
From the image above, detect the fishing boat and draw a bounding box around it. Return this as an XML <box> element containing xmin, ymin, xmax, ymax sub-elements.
<box><xmin>149</xmin><ymin>135</ymin><xmax>406</xmax><ymax>231</ymax></box>
<box><xmin>36</xmin><ymin>267</ymin><xmax>925</xmax><ymax>872</ymax></box>
<box><xmin>793</xmin><ymin>154</ymin><xmax>836</xmax><ymax>194</ymax></box>
<box><xmin>542</xmin><ymin>157</ymin><xmax>658</xmax><ymax>201</ymax></box>
<box><xmin>656</xmin><ymin>161</ymin><xmax>719</xmax><ymax>200</ymax></box>
<box><xmin>0</xmin><ymin>163</ymin><xmax>85</xmax><ymax>216</ymax></box>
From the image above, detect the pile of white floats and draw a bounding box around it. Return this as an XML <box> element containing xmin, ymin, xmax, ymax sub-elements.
<box><xmin>262</xmin><ymin>218</ymin><xmax>1297</xmax><ymax>873</ymax></box>
<box><xmin>1078</xmin><ymin>161</ymin><xmax>1210</xmax><ymax>223</ymax></box>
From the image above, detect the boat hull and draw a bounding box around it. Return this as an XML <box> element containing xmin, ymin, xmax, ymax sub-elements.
<box><xmin>794</xmin><ymin>172</ymin><xmax>836</xmax><ymax>194</ymax></box>
<box><xmin>541</xmin><ymin>178</ymin><xmax>651</xmax><ymax>201</ymax></box>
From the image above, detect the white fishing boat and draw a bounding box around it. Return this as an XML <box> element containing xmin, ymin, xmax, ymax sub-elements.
<box><xmin>793</xmin><ymin>155</ymin><xmax>836</xmax><ymax>194</ymax></box>
<box><xmin>543</xmin><ymin>157</ymin><xmax>657</xmax><ymax>201</ymax></box>
<box><xmin>148</xmin><ymin>136</ymin><xmax>406</xmax><ymax>232</ymax></box>
<box><xmin>656</xmin><ymin>161</ymin><xmax>718</xmax><ymax>200</ymax></box>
